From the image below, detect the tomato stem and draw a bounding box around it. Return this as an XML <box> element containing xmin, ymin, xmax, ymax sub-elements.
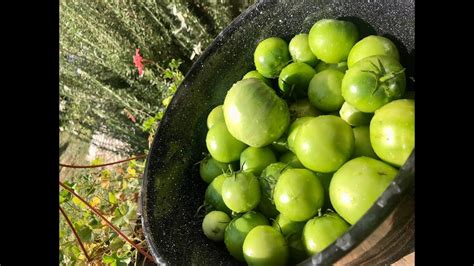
<box><xmin>379</xmin><ymin>68</ymin><xmax>405</xmax><ymax>83</ymax></box>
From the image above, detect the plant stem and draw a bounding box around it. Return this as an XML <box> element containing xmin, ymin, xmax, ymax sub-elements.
<box><xmin>59</xmin><ymin>181</ymin><xmax>156</xmax><ymax>263</ymax></box>
<box><xmin>59</xmin><ymin>205</ymin><xmax>92</xmax><ymax>262</ymax></box>
<box><xmin>59</xmin><ymin>154</ymin><xmax>147</xmax><ymax>168</ymax></box>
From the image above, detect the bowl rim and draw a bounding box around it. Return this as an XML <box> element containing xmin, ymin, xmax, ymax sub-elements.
<box><xmin>141</xmin><ymin>0</ymin><xmax>415</xmax><ymax>264</ymax></box>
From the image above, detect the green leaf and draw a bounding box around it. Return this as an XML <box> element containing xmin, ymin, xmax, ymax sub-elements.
<box><xmin>77</xmin><ymin>225</ymin><xmax>93</xmax><ymax>243</ymax></box>
<box><xmin>109</xmin><ymin>192</ymin><xmax>117</xmax><ymax>204</ymax></box>
<box><xmin>59</xmin><ymin>189</ymin><xmax>72</xmax><ymax>203</ymax></box>
<box><xmin>103</xmin><ymin>254</ymin><xmax>117</xmax><ymax>264</ymax></box>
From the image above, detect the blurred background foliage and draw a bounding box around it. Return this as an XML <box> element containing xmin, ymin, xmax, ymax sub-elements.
<box><xmin>59</xmin><ymin>1</ymin><xmax>256</xmax><ymax>265</ymax></box>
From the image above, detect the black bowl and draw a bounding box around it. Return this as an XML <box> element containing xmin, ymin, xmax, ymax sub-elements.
<box><xmin>141</xmin><ymin>0</ymin><xmax>415</xmax><ymax>265</ymax></box>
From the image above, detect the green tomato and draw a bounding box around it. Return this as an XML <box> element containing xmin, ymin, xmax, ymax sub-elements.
<box><xmin>254</xmin><ymin>37</ymin><xmax>291</xmax><ymax>78</ymax></box>
<box><xmin>288</xmin><ymin>98</ymin><xmax>322</xmax><ymax>120</ymax></box>
<box><xmin>347</xmin><ymin>35</ymin><xmax>400</xmax><ymax>68</ymax></box>
<box><xmin>223</xmin><ymin>78</ymin><xmax>290</xmax><ymax>147</ymax></box>
<box><xmin>243</xmin><ymin>225</ymin><xmax>289</xmax><ymax>266</ymax></box>
<box><xmin>199</xmin><ymin>155</ymin><xmax>237</xmax><ymax>183</ymax></box>
<box><xmin>242</xmin><ymin>70</ymin><xmax>272</xmax><ymax>87</ymax></box>
<box><xmin>207</xmin><ymin>105</ymin><xmax>224</xmax><ymax>129</ymax></box>
<box><xmin>289</xmin><ymin>33</ymin><xmax>319</xmax><ymax>67</ymax></box>
<box><xmin>240</xmin><ymin>146</ymin><xmax>277</xmax><ymax>175</ymax></box>
<box><xmin>315</xmin><ymin>61</ymin><xmax>348</xmax><ymax>73</ymax></box>
<box><xmin>224</xmin><ymin>211</ymin><xmax>269</xmax><ymax>261</ymax></box>
<box><xmin>274</xmin><ymin>168</ymin><xmax>324</xmax><ymax>222</ymax></box>
<box><xmin>370</xmin><ymin>99</ymin><xmax>414</xmax><ymax>167</ymax></box>
<box><xmin>222</xmin><ymin>172</ymin><xmax>261</xmax><ymax>213</ymax></box>
<box><xmin>339</xmin><ymin>101</ymin><xmax>373</xmax><ymax>126</ymax></box>
<box><xmin>287</xmin><ymin>117</ymin><xmax>314</xmax><ymax>153</ymax></box>
<box><xmin>279</xmin><ymin>151</ymin><xmax>304</xmax><ymax>168</ymax></box>
<box><xmin>308</xmin><ymin>69</ymin><xmax>345</xmax><ymax>112</ymax></box>
<box><xmin>278</xmin><ymin>62</ymin><xmax>316</xmax><ymax>98</ymax></box>
<box><xmin>352</xmin><ymin>126</ymin><xmax>378</xmax><ymax>159</ymax></box>
<box><xmin>202</xmin><ymin>210</ymin><xmax>231</xmax><ymax>241</ymax></box>
<box><xmin>206</xmin><ymin>123</ymin><xmax>247</xmax><ymax>163</ymax></box>
<box><xmin>341</xmin><ymin>55</ymin><xmax>406</xmax><ymax>113</ymax></box>
<box><xmin>302</xmin><ymin>212</ymin><xmax>350</xmax><ymax>255</ymax></box>
<box><xmin>308</xmin><ymin>19</ymin><xmax>358</xmax><ymax>63</ymax></box>
<box><xmin>205</xmin><ymin>174</ymin><xmax>232</xmax><ymax>214</ymax></box>
<box><xmin>329</xmin><ymin>156</ymin><xmax>398</xmax><ymax>224</ymax></box>
<box><xmin>272</xmin><ymin>214</ymin><xmax>307</xmax><ymax>264</ymax></box>
<box><xmin>258</xmin><ymin>162</ymin><xmax>290</xmax><ymax>219</ymax></box>
<box><xmin>293</xmin><ymin>116</ymin><xmax>354</xmax><ymax>173</ymax></box>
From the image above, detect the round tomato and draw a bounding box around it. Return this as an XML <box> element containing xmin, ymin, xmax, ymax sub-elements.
<box><xmin>347</xmin><ymin>35</ymin><xmax>400</xmax><ymax>68</ymax></box>
<box><xmin>206</xmin><ymin>122</ymin><xmax>247</xmax><ymax>163</ymax></box>
<box><xmin>243</xmin><ymin>225</ymin><xmax>289</xmax><ymax>266</ymax></box>
<box><xmin>223</xmin><ymin>78</ymin><xmax>290</xmax><ymax>147</ymax></box>
<box><xmin>352</xmin><ymin>126</ymin><xmax>378</xmax><ymax>159</ymax></box>
<box><xmin>222</xmin><ymin>171</ymin><xmax>261</xmax><ymax>213</ymax></box>
<box><xmin>341</xmin><ymin>55</ymin><xmax>406</xmax><ymax>112</ymax></box>
<box><xmin>254</xmin><ymin>37</ymin><xmax>291</xmax><ymax>78</ymax></box>
<box><xmin>288</xmin><ymin>98</ymin><xmax>322</xmax><ymax>120</ymax></box>
<box><xmin>302</xmin><ymin>212</ymin><xmax>350</xmax><ymax>255</ymax></box>
<box><xmin>242</xmin><ymin>70</ymin><xmax>272</xmax><ymax>87</ymax></box>
<box><xmin>370</xmin><ymin>99</ymin><xmax>414</xmax><ymax>166</ymax></box>
<box><xmin>224</xmin><ymin>211</ymin><xmax>269</xmax><ymax>261</ymax></box>
<box><xmin>202</xmin><ymin>210</ymin><xmax>231</xmax><ymax>241</ymax></box>
<box><xmin>273</xmin><ymin>168</ymin><xmax>324</xmax><ymax>222</ymax></box>
<box><xmin>207</xmin><ymin>105</ymin><xmax>225</xmax><ymax>129</ymax></box>
<box><xmin>329</xmin><ymin>156</ymin><xmax>398</xmax><ymax>224</ymax></box>
<box><xmin>240</xmin><ymin>146</ymin><xmax>277</xmax><ymax>175</ymax></box>
<box><xmin>308</xmin><ymin>69</ymin><xmax>345</xmax><ymax>112</ymax></box>
<box><xmin>289</xmin><ymin>33</ymin><xmax>319</xmax><ymax>67</ymax></box>
<box><xmin>308</xmin><ymin>19</ymin><xmax>358</xmax><ymax>63</ymax></box>
<box><xmin>279</xmin><ymin>151</ymin><xmax>304</xmax><ymax>168</ymax></box>
<box><xmin>278</xmin><ymin>62</ymin><xmax>316</xmax><ymax>98</ymax></box>
<box><xmin>293</xmin><ymin>116</ymin><xmax>354</xmax><ymax>173</ymax></box>
<box><xmin>339</xmin><ymin>101</ymin><xmax>373</xmax><ymax>126</ymax></box>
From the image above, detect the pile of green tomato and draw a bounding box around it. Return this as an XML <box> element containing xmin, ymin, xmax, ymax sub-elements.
<box><xmin>198</xmin><ymin>18</ymin><xmax>414</xmax><ymax>266</ymax></box>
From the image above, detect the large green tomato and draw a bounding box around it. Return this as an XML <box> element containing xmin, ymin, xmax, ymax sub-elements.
<box><xmin>288</xmin><ymin>98</ymin><xmax>322</xmax><ymax>120</ymax></box>
<box><xmin>308</xmin><ymin>69</ymin><xmax>345</xmax><ymax>112</ymax></box>
<box><xmin>352</xmin><ymin>126</ymin><xmax>378</xmax><ymax>159</ymax></box>
<box><xmin>242</xmin><ymin>70</ymin><xmax>272</xmax><ymax>87</ymax></box>
<box><xmin>202</xmin><ymin>210</ymin><xmax>231</xmax><ymax>242</ymax></box>
<box><xmin>207</xmin><ymin>105</ymin><xmax>224</xmax><ymax>129</ymax></box>
<box><xmin>257</xmin><ymin>162</ymin><xmax>289</xmax><ymax>218</ymax></box>
<box><xmin>273</xmin><ymin>168</ymin><xmax>324</xmax><ymax>222</ymax></box>
<box><xmin>278</xmin><ymin>62</ymin><xmax>316</xmax><ymax>98</ymax></box>
<box><xmin>293</xmin><ymin>116</ymin><xmax>354</xmax><ymax>173</ymax></box>
<box><xmin>286</xmin><ymin>116</ymin><xmax>314</xmax><ymax>152</ymax></box>
<box><xmin>199</xmin><ymin>155</ymin><xmax>237</xmax><ymax>183</ymax></box>
<box><xmin>205</xmin><ymin>174</ymin><xmax>232</xmax><ymax>214</ymax></box>
<box><xmin>272</xmin><ymin>214</ymin><xmax>307</xmax><ymax>264</ymax></box>
<box><xmin>222</xmin><ymin>171</ymin><xmax>261</xmax><ymax>213</ymax></box>
<box><xmin>339</xmin><ymin>101</ymin><xmax>373</xmax><ymax>126</ymax></box>
<box><xmin>347</xmin><ymin>35</ymin><xmax>400</xmax><ymax>68</ymax></box>
<box><xmin>308</xmin><ymin>19</ymin><xmax>358</xmax><ymax>63</ymax></box>
<box><xmin>223</xmin><ymin>78</ymin><xmax>290</xmax><ymax>147</ymax></box>
<box><xmin>302</xmin><ymin>212</ymin><xmax>350</xmax><ymax>255</ymax></box>
<box><xmin>289</xmin><ymin>33</ymin><xmax>319</xmax><ymax>67</ymax></box>
<box><xmin>341</xmin><ymin>55</ymin><xmax>406</xmax><ymax>112</ymax></box>
<box><xmin>370</xmin><ymin>99</ymin><xmax>414</xmax><ymax>166</ymax></box>
<box><xmin>329</xmin><ymin>156</ymin><xmax>398</xmax><ymax>224</ymax></box>
<box><xmin>243</xmin><ymin>225</ymin><xmax>289</xmax><ymax>266</ymax></box>
<box><xmin>240</xmin><ymin>146</ymin><xmax>277</xmax><ymax>175</ymax></box>
<box><xmin>254</xmin><ymin>37</ymin><xmax>291</xmax><ymax>78</ymax></box>
<box><xmin>206</xmin><ymin>122</ymin><xmax>247</xmax><ymax>163</ymax></box>
<box><xmin>224</xmin><ymin>211</ymin><xmax>269</xmax><ymax>261</ymax></box>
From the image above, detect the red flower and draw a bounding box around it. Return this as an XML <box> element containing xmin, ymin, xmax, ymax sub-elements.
<box><xmin>133</xmin><ymin>48</ymin><xmax>144</xmax><ymax>77</ymax></box>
